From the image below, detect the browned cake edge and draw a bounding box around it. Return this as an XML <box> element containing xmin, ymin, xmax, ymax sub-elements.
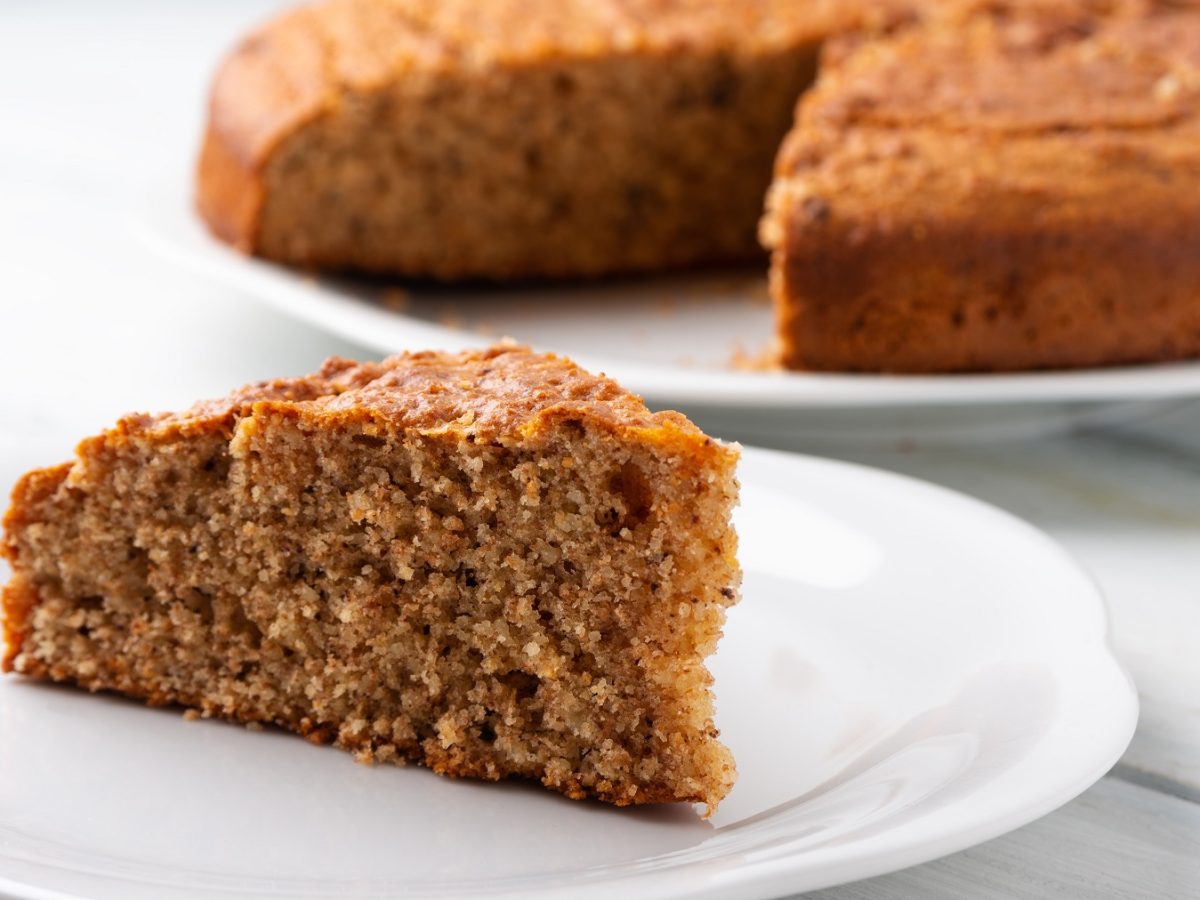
<box><xmin>195</xmin><ymin>4</ymin><xmax>328</xmax><ymax>253</ymax></box>
<box><xmin>1</xmin><ymin>466</ymin><xmax>70</xmax><ymax>674</ymax></box>
<box><xmin>196</xmin><ymin>126</ymin><xmax>267</xmax><ymax>253</ymax></box>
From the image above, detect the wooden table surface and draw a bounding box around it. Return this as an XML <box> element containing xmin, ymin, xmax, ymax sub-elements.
<box><xmin>1</xmin><ymin>2</ymin><xmax>1198</xmax><ymax>897</ymax></box>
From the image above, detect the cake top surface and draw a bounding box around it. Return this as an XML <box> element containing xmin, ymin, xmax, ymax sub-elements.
<box><xmin>253</xmin><ymin>0</ymin><xmax>910</xmax><ymax>67</ymax></box>
<box><xmin>207</xmin><ymin>0</ymin><xmax>921</xmax><ymax>166</ymax></box>
<box><xmin>761</xmin><ymin>0</ymin><xmax>1200</xmax><ymax>239</ymax></box>
<box><xmin>803</xmin><ymin>0</ymin><xmax>1200</xmax><ymax>137</ymax></box>
<box><xmin>134</xmin><ymin>346</ymin><xmax>703</xmax><ymax>443</ymax></box>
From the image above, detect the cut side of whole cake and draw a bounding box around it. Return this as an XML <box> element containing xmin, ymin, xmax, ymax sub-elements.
<box><xmin>1</xmin><ymin>346</ymin><xmax>741</xmax><ymax>812</ymax></box>
<box><xmin>196</xmin><ymin>0</ymin><xmax>915</xmax><ymax>280</ymax></box>
<box><xmin>762</xmin><ymin>0</ymin><xmax>1200</xmax><ymax>373</ymax></box>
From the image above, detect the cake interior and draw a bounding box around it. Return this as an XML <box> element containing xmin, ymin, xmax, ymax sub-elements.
<box><xmin>4</xmin><ymin>401</ymin><xmax>739</xmax><ymax>808</ymax></box>
<box><xmin>254</xmin><ymin>44</ymin><xmax>820</xmax><ymax>278</ymax></box>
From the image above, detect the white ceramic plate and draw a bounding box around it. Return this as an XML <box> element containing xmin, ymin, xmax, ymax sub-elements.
<box><xmin>0</xmin><ymin>446</ymin><xmax>1136</xmax><ymax>900</ymax></box>
<box><xmin>138</xmin><ymin>186</ymin><xmax>1200</xmax><ymax>446</ymax></box>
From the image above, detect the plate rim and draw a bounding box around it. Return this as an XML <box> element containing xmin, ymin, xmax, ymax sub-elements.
<box><xmin>135</xmin><ymin>186</ymin><xmax>1200</xmax><ymax>411</ymax></box>
<box><xmin>688</xmin><ymin>447</ymin><xmax>1140</xmax><ymax>899</ymax></box>
<box><xmin>0</xmin><ymin>447</ymin><xmax>1138</xmax><ymax>900</ymax></box>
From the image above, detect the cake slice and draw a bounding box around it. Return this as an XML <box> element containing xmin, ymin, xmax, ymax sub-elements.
<box><xmin>197</xmin><ymin>0</ymin><xmax>915</xmax><ymax>280</ymax></box>
<box><xmin>762</xmin><ymin>0</ymin><xmax>1200</xmax><ymax>373</ymax></box>
<box><xmin>1</xmin><ymin>346</ymin><xmax>740</xmax><ymax>812</ymax></box>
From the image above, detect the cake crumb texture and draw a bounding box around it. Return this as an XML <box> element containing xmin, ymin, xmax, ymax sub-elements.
<box><xmin>1</xmin><ymin>346</ymin><xmax>741</xmax><ymax>813</ymax></box>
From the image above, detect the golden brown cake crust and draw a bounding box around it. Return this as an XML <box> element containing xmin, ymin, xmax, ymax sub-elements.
<box><xmin>0</xmin><ymin>465</ymin><xmax>72</xmax><ymax>673</ymax></box>
<box><xmin>763</xmin><ymin>0</ymin><xmax>1200</xmax><ymax>373</ymax></box>
<box><xmin>2</xmin><ymin>346</ymin><xmax>741</xmax><ymax>813</ymax></box>
<box><xmin>195</xmin><ymin>0</ymin><xmax>913</xmax><ymax>279</ymax></box>
<box><xmin>165</xmin><ymin>346</ymin><xmax>677</xmax><ymax>438</ymax></box>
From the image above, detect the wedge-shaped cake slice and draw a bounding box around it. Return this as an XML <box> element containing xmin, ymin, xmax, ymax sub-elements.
<box><xmin>2</xmin><ymin>347</ymin><xmax>740</xmax><ymax>812</ymax></box>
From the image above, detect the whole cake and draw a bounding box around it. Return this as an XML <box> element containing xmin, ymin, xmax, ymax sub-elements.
<box><xmin>2</xmin><ymin>346</ymin><xmax>741</xmax><ymax>812</ymax></box>
<box><xmin>762</xmin><ymin>0</ymin><xmax>1200</xmax><ymax>373</ymax></box>
<box><xmin>196</xmin><ymin>0</ymin><xmax>911</xmax><ymax>280</ymax></box>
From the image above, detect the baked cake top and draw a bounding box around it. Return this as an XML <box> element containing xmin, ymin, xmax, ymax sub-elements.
<box><xmin>206</xmin><ymin>0</ymin><xmax>915</xmax><ymax>169</ymax></box>
<box><xmin>122</xmin><ymin>346</ymin><xmax>708</xmax><ymax>445</ymax></box>
<box><xmin>802</xmin><ymin>0</ymin><xmax>1200</xmax><ymax>136</ymax></box>
<box><xmin>763</xmin><ymin>0</ymin><xmax>1200</xmax><ymax>245</ymax></box>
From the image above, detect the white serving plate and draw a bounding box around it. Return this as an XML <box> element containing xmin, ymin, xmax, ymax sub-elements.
<box><xmin>138</xmin><ymin>186</ymin><xmax>1200</xmax><ymax>447</ymax></box>
<box><xmin>0</xmin><ymin>446</ymin><xmax>1136</xmax><ymax>900</ymax></box>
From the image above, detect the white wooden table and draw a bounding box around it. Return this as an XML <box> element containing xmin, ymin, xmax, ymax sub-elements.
<box><xmin>1</xmin><ymin>2</ymin><xmax>1198</xmax><ymax>896</ymax></box>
